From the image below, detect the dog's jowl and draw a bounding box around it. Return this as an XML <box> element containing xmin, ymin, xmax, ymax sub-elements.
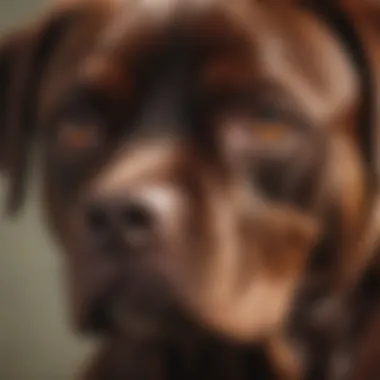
<box><xmin>1</xmin><ymin>0</ymin><xmax>380</xmax><ymax>379</ymax></box>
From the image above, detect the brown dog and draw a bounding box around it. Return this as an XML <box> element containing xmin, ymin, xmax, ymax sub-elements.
<box><xmin>0</xmin><ymin>0</ymin><xmax>379</xmax><ymax>379</ymax></box>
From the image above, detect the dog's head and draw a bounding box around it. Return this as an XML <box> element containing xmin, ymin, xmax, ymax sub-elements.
<box><xmin>0</xmin><ymin>0</ymin><xmax>377</xmax><ymax>346</ymax></box>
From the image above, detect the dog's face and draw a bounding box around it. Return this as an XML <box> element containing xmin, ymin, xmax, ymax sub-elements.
<box><xmin>0</xmin><ymin>0</ymin><xmax>374</xmax><ymax>346</ymax></box>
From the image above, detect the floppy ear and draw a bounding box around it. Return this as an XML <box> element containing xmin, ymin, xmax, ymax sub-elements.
<box><xmin>310</xmin><ymin>0</ymin><xmax>380</xmax><ymax>181</ymax></box>
<box><xmin>341</xmin><ymin>0</ymin><xmax>380</xmax><ymax>181</ymax></box>
<box><xmin>289</xmin><ymin>0</ymin><xmax>378</xmax><ymax>185</ymax></box>
<box><xmin>329</xmin><ymin>0</ymin><xmax>380</xmax><ymax>290</ymax></box>
<box><xmin>0</xmin><ymin>6</ymin><xmax>83</xmax><ymax>216</ymax></box>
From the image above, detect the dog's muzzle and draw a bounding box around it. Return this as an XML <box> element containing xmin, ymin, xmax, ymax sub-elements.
<box><xmin>70</xmin><ymin>140</ymin><xmax>193</xmax><ymax>336</ymax></box>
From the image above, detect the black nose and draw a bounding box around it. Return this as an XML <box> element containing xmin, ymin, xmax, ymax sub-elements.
<box><xmin>85</xmin><ymin>198</ymin><xmax>155</xmax><ymax>250</ymax></box>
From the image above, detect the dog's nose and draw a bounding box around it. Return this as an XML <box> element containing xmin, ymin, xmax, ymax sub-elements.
<box><xmin>83</xmin><ymin>141</ymin><xmax>188</xmax><ymax>252</ymax></box>
<box><xmin>85</xmin><ymin>197</ymin><xmax>157</xmax><ymax>249</ymax></box>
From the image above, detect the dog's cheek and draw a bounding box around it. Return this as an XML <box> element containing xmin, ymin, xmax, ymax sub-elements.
<box><xmin>175</xmin><ymin>179</ymin><xmax>318</xmax><ymax>343</ymax></box>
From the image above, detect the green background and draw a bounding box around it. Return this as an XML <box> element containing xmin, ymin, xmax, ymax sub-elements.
<box><xmin>0</xmin><ymin>1</ymin><xmax>95</xmax><ymax>379</ymax></box>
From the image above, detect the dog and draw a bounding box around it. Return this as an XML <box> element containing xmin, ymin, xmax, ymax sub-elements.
<box><xmin>1</xmin><ymin>0</ymin><xmax>380</xmax><ymax>379</ymax></box>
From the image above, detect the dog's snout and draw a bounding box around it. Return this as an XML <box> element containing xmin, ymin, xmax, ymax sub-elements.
<box><xmin>82</xmin><ymin>142</ymin><xmax>190</xmax><ymax>253</ymax></box>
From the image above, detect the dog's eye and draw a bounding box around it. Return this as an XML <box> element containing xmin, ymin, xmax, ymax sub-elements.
<box><xmin>56</xmin><ymin>122</ymin><xmax>102</xmax><ymax>152</ymax></box>
<box><xmin>218</xmin><ymin>114</ymin><xmax>303</xmax><ymax>165</ymax></box>
<box><xmin>250</xmin><ymin>121</ymin><xmax>288</xmax><ymax>144</ymax></box>
<box><xmin>221</xmin><ymin>117</ymin><xmax>291</xmax><ymax>147</ymax></box>
<box><xmin>51</xmin><ymin>87</ymin><xmax>108</xmax><ymax>154</ymax></box>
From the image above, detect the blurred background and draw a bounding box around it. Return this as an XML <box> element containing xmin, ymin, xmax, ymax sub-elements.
<box><xmin>0</xmin><ymin>2</ymin><xmax>95</xmax><ymax>380</ymax></box>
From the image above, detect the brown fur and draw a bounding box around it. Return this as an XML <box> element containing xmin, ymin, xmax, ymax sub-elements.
<box><xmin>1</xmin><ymin>1</ymin><xmax>380</xmax><ymax>379</ymax></box>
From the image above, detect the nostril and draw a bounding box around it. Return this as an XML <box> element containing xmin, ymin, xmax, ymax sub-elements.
<box><xmin>121</xmin><ymin>203</ymin><xmax>153</xmax><ymax>232</ymax></box>
<box><xmin>86</xmin><ymin>206</ymin><xmax>109</xmax><ymax>233</ymax></box>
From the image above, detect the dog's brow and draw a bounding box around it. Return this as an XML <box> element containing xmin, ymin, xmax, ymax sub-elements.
<box><xmin>251</xmin><ymin>82</ymin><xmax>318</xmax><ymax>127</ymax></box>
<box><xmin>206</xmin><ymin>79</ymin><xmax>310</xmax><ymax>123</ymax></box>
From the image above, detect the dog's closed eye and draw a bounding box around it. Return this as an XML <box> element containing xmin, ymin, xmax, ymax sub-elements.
<box><xmin>56</xmin><ymin>122</ymin><xmax>102</xmax><ymax>151</ymax></box>
<box><xmin>219</xmin><ymin>113</ymin><xmax>305</xmax><ymax>161</ymax></box>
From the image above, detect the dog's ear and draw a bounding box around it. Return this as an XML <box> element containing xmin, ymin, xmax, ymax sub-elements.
<box><xmin>319</xmin><ymin>0</ymin><xmax>380</xmax><ymax>180</ymax></box>
<box><xmin>0</xmin><ymin>5</ymin><xmax>86</xmax><ymax>216</ymax></box>
<box><xmin>294</xmin><ymin>0</ymin><xmax>380</xmax><ymax>181</ymax></box>
<box><xmin>342</xmin><ymin>0</ymin><xmax>380</xmax><ymax>181</ymax></box>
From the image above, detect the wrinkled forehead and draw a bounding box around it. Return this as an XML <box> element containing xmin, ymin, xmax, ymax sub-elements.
<box><xmin>59</xmin><ymin>1</ymin><xmax>262</xmax><ymax>131</ymax></box>
<box><xmin>106</xmin><ymin>1</ymin><xmax>354</xmax><ymax>107</ymax></box>
<box><xmin>74</xmin><ymin>0</ymin><xmax>273</xmax><ymax>113</ymax></box>
<box><xmin>85</xmin><ymin>0</ymin><xmax>260</xmax><ymax>65</ymax></box>
<box><xmin>43</xmin><ymin>0</ymin><xmax>358</xmax><ymax>131</ymax></box>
